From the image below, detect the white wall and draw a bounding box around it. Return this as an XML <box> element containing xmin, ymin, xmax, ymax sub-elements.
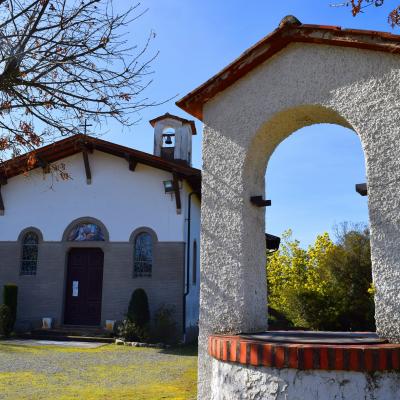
<box><xmin>211</xmin><ymin>360</ymin><xmax>400</xmax><ymax>400</ymax></box>
<box><xmin>183</xmin><ymin>181</ymin><xmax>201</xmax><ymax>332</ymax></box>
<box><xmin>0</xmin><ymin>151</ymin><xmax>186</xmax><ymax>242</ymax></box>
<box><xmin>199</xmin><ymin>42</ymin><xmax>400</xmax><ymax>398</ymax></box>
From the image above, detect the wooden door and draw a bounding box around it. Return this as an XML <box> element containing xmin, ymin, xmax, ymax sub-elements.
<box><xmin>64</xmin><ymin>248</ymin><xmax>104</xmax><ymax>326</ymax></box>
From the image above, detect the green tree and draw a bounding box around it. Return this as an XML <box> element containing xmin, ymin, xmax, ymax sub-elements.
<box><xmin>3</xmin><ymin>284</ymin><xmax>18</xmax><ymax>331</ymax></box>
<box><xmin>267</xmin><ymin>225</ymin><xmax>375</xmax><ymax>331</ymax></box>
<box><xmin>325</xmin><ymin>225</ymin><xmax>375</xmax><ymax>330</ymax></box>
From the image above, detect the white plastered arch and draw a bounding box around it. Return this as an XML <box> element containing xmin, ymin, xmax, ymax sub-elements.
<box><xmin>198</xmin><ymin>42</ymin><xmax>400</xmax><ymax>398</ymax></box>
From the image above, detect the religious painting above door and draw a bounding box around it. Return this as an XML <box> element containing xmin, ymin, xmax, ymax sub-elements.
<box><xmin>67</xmin><ymin>223</ymin><xmax>105</xmax><ymax>241</ymax></box>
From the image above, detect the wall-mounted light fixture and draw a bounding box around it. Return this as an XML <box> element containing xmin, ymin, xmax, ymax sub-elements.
<box><xmin>266</xmin><ymin>233</ymin><xmax>280</xmax><ymax>253</ymax></box>
<box><xmin>355</xmin><ymin>183</ymin><xmax>368</xmax><ymax>196</ymax></box>
<box><xmin>250</xmin><ymin>196</ymin><xmax>271</xmax><ymax>207</ymax></box>
<box><xmin>163</xmin><ymin>180</ymin><xmax>174</xmax><ymax>193</ymax></box>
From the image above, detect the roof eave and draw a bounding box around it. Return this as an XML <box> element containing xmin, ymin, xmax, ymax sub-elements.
<box><xmin>176</xmin><ymin>22</ymin><xmax>400</xmax><ymax>121</ymax></box>
<box><xmin>0</xmin><ymin>134</ymin><xmax>201</xmax><ymax>194</ymax></box>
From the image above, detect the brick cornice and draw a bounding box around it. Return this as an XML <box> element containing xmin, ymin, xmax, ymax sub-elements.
<box><xmin>209</xmin><ymin>335</ymin><xmax>400</xmax><ymax>372</ymax></box>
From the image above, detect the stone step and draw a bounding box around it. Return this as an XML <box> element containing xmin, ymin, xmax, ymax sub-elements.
<box><xmin>36</xmin><ymin>325</ymin><xmax>111</xmax><ymax>336</ymax></box>
<box><xmin>18</xmin><ymin>332</ymin><xmax>115</xmax><ymax>344</ymax></box>
<box><xmin>21</xmin><ymin>324</ymin><xmax>115</xmax><ymax>343</ymax></box>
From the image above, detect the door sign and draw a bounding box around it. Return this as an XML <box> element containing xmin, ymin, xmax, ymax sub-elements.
<box><xmin>72</xmin><ymin>281</ymin><xmax>79</xmax><ymax>297</ymax></box>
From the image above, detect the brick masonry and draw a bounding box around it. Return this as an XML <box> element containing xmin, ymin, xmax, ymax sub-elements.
<box><xmin>0</xmin><ymin>240</ymin><xmax>185</xmax><ymax>334</ymax></box>
<box><xmin>209</xmin><ymin>335</ymin><xmax>400</xmax><ymax>372</ymax></box>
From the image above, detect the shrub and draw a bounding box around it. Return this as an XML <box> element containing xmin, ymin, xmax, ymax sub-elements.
<box><xmin>3</xmin><ymin>284</ymin><xmax>18</xmax><ymax>330</ymax></box>
<box><xmin>151</xmin><ymin>305</ymin><xmax>177</xmax><ymax>344</ymax></box>
<box><xmin>118</xmin><ymin>319</ymin><xmax>149</xmax><ymax>342</ymax></box>
<box><xmin>0</xmin><ymin>305</ymin><xmax>12</xmax><ymax>337</ymax></box>
<box><xmin>112</xmin><ymin>320</ymin><xmax>123</xmax><ymax>337</ymax></box>
<box><xmin>127</xmin><ymin>289</ymin><xmax>150</xmax><ymax>328</ymax></box>
<box><xmin>267</xmin><ymin>226</ymin><xmax>374</xmax><ymax>331</ymax></box>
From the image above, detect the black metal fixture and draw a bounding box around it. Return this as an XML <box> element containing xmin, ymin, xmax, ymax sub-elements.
<box><xmin>163</xmin><ymin>180</ymin><xmax>174</xmax><ymax>193</ymax></box>
<box><xmin>163</xmin><ymin>134</ymin><xmax>174</xmax><ymax>146</ymax></box>
<box><xmin>183</xmin><ymin>191</ymin><xmax>196</xmax><ymax>342</ymax></box>
<box><xmin>265</xmin><ymin>233</ymin><xmax>280</xmax><ymax>253</ymax></box>
<box><xmin>250</xmin><ymin>196</ymin><xmax>271</xmax><ymax>207</ymax></box>
<box><xmin>355</xmin><ymin>183</ymin><xmax>368</xmax><ymax>196</ymax></box>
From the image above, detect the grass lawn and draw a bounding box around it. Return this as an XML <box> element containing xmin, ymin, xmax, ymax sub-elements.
<box><xmin>0</xmin><ymin>342</ymin><xmax>197</xmax><ymax>400</ymax></box>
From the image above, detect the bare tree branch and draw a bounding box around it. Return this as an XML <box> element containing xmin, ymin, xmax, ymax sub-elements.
<box><xmin>0</xmin><ymin>0</ymin><xmax>158</xmax><ymax>167</ymax></box>
<box><xmin>331</xmin><ymin>0</ymin><xmax>400</xmax><ymax>27</ymax></box>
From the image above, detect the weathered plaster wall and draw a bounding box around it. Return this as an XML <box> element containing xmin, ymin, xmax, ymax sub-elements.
<box><xmin>211</xmin><ymin>359</ymin><xmax>400</xmax><ymax>400</ymax></box>
<box><xmin>0</xmin><ymin>150</ymin><xmax>185</xmax><ymax>241</ymax></box>
<box><xmin>199</xmin><ymin>42</ymin><xmax>400</xmax><ymax>398</ymax></box>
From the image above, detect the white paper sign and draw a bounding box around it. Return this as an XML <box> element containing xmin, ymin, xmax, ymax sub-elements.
<box><xmin>72</xmin><ymin>281</ymin><xmax>79</xmax><ymax>297</ymax></box>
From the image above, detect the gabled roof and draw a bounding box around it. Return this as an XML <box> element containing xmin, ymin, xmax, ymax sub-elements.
<box><xmin>176</xmin><ymin>15</ymin><xmax>400</xmax><ymax>120</ymax></box>
<box><xmin>149</xmin><ymin>113</ymin><xmax>197</xmax><ymax>135</ymax></box>
<box><xmin>0</xmin><ymin>134</ymin><xmax>201</xmax><ymax>194</ymax></box>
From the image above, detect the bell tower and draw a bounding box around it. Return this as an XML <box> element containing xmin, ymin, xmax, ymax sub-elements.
<box><xmin>150</xmin><ymin>113</ymin><xmax>196</xmax><ymax>166</ymax></box>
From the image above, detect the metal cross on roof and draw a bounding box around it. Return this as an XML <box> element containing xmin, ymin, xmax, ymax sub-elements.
<box><xmin>79</xmin><ymin>119</ymin><xmax>92</xmax><ymax>135</ymax></box>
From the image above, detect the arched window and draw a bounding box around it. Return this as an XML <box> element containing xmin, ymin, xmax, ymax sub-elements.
<box><xmin>133</xmin><ymin>232</ymin><xmax>153</xmax><ymax>278</ymax></box>
<box><xmin>67</xmin><ymin>222</ymin><xmax>105</xmax><ymax>241</ymax></box>
<box><xmin>192</xmin><ymin>240</ymin><xmax>197</xmax><ymax>285</ymax></box>
<box><xmin>21</xmin><ymin>231</ymin><xmax>39</xmax><ymax>275</ymax></box>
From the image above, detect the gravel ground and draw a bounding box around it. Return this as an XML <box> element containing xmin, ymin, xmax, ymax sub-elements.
<box><xmin>0</xmin><ymin>342</ymin><xmax>197</xmax><ymax>400</ymax></box>
<box><xmin>0</xmin><ymin>339</ymin><xmax>107</xmax><ymax>348</ymax></box>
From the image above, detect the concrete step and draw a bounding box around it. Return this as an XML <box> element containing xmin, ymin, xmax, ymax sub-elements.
<box><xmin>36</xmin><ymin>325</ymin><xmax>111</xmax><ymax>336</ymax></box>
<box><xmin>18</xmin><ymin>332</ymin><xmax>115</xmax><ymax>344</ymax></box>
<box><xmin>18</xmin><ymin>324</ymin><xmax>115</xmax><ymax>343</ymax></box>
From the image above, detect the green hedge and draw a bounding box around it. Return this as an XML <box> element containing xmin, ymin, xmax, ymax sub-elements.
<box><xmin>3</xmin><ymin>284</ymin><xmax>18</xmax><ymax>330</ymax></box>
<box><xmin>127</xmin><ymin>288</ymin><xmax>150</xmax><ymax>328</ymax></box>
<box><xmin>0</xmin><ymin>304</ymin><xmax>12</xmax><ymax>337</ymax></box>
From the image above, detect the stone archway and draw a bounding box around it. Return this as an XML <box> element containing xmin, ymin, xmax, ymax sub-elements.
<box><xmin>178</xmin><ymin>17</ymin><xmax>400</xmax><ymax>399</ymax></box>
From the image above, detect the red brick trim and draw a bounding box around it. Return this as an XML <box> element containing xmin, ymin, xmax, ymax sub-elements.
<box><xmin>208</xmin><ymin>335</ymin><xmax>400</xmax><ymax>372</ymax></box>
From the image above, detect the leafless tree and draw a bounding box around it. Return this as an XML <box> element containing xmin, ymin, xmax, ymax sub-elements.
<box><xmin>334</xmin><ymin>1</ymin><xmax>400</xmax><ymax>27</ymax></box>
<box><xmin>0</xmin><ymin>0</ymin><xmax>157</xmax><ymax>164</ymax></box>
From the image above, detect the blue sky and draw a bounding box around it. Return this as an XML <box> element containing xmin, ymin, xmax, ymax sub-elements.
<box><xmin>103</xmin><ymin>1</ymin><xmax>393</xmax><ymax>246</ymax></box>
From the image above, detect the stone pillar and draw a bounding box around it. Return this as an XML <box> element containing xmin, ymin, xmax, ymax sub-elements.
<box><xmin>194</xmin><ymin>43</ymin><xmax>400</xmax><ymax>399</ymax></box>
<box><xmin>198</xmin><ymin>125</ymin><xmax>268</xmax><ymax>399</ymax></box>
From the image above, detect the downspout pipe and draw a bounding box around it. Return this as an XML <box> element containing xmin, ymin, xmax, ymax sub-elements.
<box><xmin>183</xmin><ymin>191</ymin><xmax>196</xmax><ymax>342</ymax></box>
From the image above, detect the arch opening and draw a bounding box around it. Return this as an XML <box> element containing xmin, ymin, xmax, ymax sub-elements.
<box><xmin>247</xmin><ymin>105</ymin><xmax>373</xmax><ymax>332</ymax></box>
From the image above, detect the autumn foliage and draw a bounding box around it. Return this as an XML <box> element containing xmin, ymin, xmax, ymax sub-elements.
<box><xmin>0</xmin><ymin>0</ymin><xmax>156</xmax><ymax>173</ymax></box>
<box><xmin>347</xmin><ymin>0</ymin><xmax>400</xmax><ymax>28</ymax></box>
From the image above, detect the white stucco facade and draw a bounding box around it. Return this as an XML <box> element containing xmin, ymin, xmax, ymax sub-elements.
<box><xmin>0</xmin><ymin>141</ymin><xmax>201</xmax><ymax>336</ymax></box>
<box><xmin>197</xmin><ymin>41</ymin><xmax>400</xmax><ymax>398</ymax></box>
<box><xmin>184</xmin><ymin>180</ymin><xmax>201</xmax><ymax>336</ymax></box>
<box><xmin>0</xmin><ymin>151</ymin><xmax>187</xmax><ymax>242</ymax></box>
<box><xmin>210</xmin><ymin>360</ymin><xmax>400</xmax><ymax>400</ymax></box>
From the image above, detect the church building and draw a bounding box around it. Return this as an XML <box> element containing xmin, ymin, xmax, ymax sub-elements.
<box><xmin>0</xmin><ymin>113</ymin><xmax>201</xmax><ymax>341</ymax></box>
